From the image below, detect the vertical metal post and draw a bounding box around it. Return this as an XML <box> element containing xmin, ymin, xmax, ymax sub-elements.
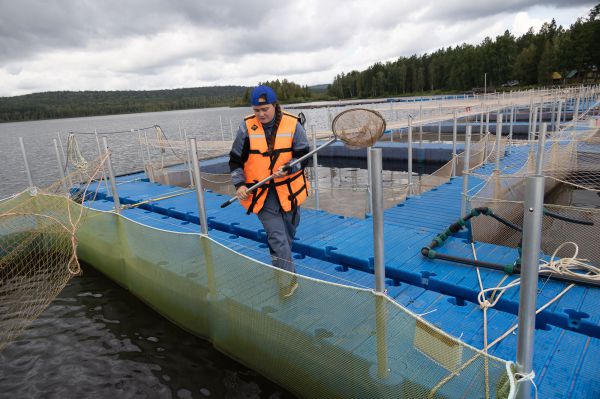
<box><xmin>550</xmin><ymin>99</ymin><xmax>556</xmax><ymax>132</ymax></box>
<box><xmin>368</xmin><ymin>146</ymin><xmax>388</xmax><ymax>378</ymax></box>
<box><xmin>509</xmin><ymin>105</ymin><xmax>515</xmax><ymax>154</ymax></box>
<box><xmin>94</xmin><ymin>129</ymin><xmax>103</xmax><ymax>158</ymax></box>
<box><xmin>536</xmin><ymin>124</ymin><xmax>547</xmax><ymax>175</ymax></box>
<box><xmin>573</xmin><ymin>93</ymin><xmax>580</xmax><ymax>121</ymax></box>
<box><xmin>102</xmin><ymin>137</ymin><xmax>121</xmax><ymax>213</ymax></box>
<box><xmin>366</xmin><ymin>148</ymin><xmax>373</xmax><ymax>214</ymax></box>
<box><xmin>451</xmin><ymin>110</ymin><xmax>457</xmax><ymax>178</ymax></box>
<box><xmin>515</xmin><ymin>172</ymin><xmax>545</xmax><ymax>399</ymax></box>
<box><xmin>144</xmin><ymin>131</ymin><xmax>153</xmax><ymax>183</ymax></box>
<box><xmin>370</xmin><ymin>147</ymin><xmax>385</xmax><ymax>292</ymax></box>
<box><xmin>57</xmin><ymin>132</ymin><xmax>67</xmax><ymax>166</ymax></box>
<box><xmin>19</xmin><ymin>137</ymin><xmax>34</xmax><ymax>187</ymax></box>
<box><xmin>495</xmin><ymin>113</ymin><xmax>503</xmax><ymax>172</ymax></box>
<box><xmin>184</xmin><ymin>129</ymin><xmax>194</xmax><ymax>187</ymax></box>
<box><xmin>137</xmin><ymin>130</ymin><xmax>146</xmax><ymax>165</ymax></box>
<box><xmin>485</xmin><ymin>109</ymin><xmax>490</xmax><ymax>133</ymax></box>
<box><xmin>53</xmin><ymin>139</ymin><xmax>67</xmax><ymax>191</ymax></box>
<box><xmin>479</xmin><ymin>105</ymin><xmax>484</xmax><ymax>139</ymax></box>
<box><xmin>407</xmin><ymin>117</ymin><xmax>413</xmax><ymax>196</ymax></box>
<box><xmin>530</xmin><ymin>106</ymin><xmax>538</xmax><ymax>141</ymax></box>
<box><xmin>460</xmin><ymin>126</ymin><xmax>472</xmax><ymax>217</ymax></box>
<box><xmin>311</xmin><ymin>125</ymin><xmax>320</xmax><ymax>211</ymax></box>
<box><xmin>555</xmin><ymin>100</ymin><xmax>563</xmax><ymax>133</ymax></box>
<box><xmin>189</xmin><ymin>138</ymin><xmax>209</xmax><ymax>235</ymax></box>
<box><xmin>419</xmin><ymin>103</ymin><xmax>423</xmax><ymax>137</ymax></box>
<box><xmin>538</xmin><ymin>101</ymin><xmax>543</xmax><ymax>133</ymax></box>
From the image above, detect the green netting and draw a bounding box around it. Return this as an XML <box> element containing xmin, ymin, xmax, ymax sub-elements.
<box><xmin>0</xmin><ymin>191</ymin><xmax>80</xmax><ymax>352</ymax></box>
<box><xmin>74</xmin><ymin>205</ymin><xmax>515</xmax><ymax>399</ymax></box>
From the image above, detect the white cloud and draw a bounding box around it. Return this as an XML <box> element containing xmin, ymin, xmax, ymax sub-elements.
<box><xmin>0</xmin><ymin>0</ymin><xmax>596</xmax><ymax>96</ymax></box>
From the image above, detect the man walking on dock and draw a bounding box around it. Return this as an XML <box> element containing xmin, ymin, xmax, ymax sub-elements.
<box><xmin>229</xmin><ymin>85</ymin><xmax>310</xmax><ymax>298</ymax></box>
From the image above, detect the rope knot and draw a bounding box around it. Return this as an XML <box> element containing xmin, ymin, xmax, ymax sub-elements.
<box><xmin>480</xmin><ymin>299</ymin><xmax>492</xmax><ymax>309</ymax></box>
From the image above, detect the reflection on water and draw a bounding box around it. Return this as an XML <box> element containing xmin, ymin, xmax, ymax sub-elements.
<box><xmin>0</xmin><ymin>265</ymin><xmax>296</xmax><ymax>399</ymax></box>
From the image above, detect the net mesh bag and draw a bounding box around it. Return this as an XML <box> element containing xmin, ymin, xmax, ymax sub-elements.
<box><xmin>0</xmin><ymin>152</ymin><xmax>106</xmax><ymax>352</ymax></box>
<box><xmin>332</xmin><ymin>108</ymin><xmax>386</xmax><ymax>149</ymax></box>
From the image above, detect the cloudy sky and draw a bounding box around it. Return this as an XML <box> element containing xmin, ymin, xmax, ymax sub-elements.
<box><xmin>0</xmin><ymin>0</ymin><xmax>596</xmax><ymax>97</ymax></box>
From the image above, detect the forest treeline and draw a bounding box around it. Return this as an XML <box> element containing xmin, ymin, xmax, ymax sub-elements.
<box><xmin>0</xmin><ymin>81</ymin><xmax>330</xmax><ymax>122</ymax></box>
<box><xmin>0</xmin><ymin>86</ymin><xmax>247</xmax><ymax>122</ymax></box>
<box><xmin>1</xmin><ymin>5</ymin><xmax>598</xmax><ymax>122</ymax></box>
<box><xmin>327</xmin><ymin>4</ymin><xmax>600</xmax><ymax>98</ymax></box>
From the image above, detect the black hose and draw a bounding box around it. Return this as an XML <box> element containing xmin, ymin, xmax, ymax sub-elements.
<box><xmin>421</xmin><ymin>247</ymin><xmax>600</xmax><ymax>288</ymax></box>
<box><xmin>544</xmin><ymin>208</ymin><xmax>594</xmax><ymax>226</ymax></box>
<box><xmin>420</xmin><ymin>206</ymin><xmax>598</xmax><ymax>288</ymax></box>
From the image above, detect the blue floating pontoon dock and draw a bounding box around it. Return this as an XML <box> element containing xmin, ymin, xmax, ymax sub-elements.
<box><xmin>79</xmin><ymin>111</ymin><xmax>600</xmax><ymax>399</ymax></box>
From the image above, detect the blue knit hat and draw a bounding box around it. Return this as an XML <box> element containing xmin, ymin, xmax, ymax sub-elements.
<box><xmin>250</xmin><ymin>85</ymin><xmax>277</xmax><ymax>106</ymax></box>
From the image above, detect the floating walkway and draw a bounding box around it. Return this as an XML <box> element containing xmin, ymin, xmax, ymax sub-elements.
<box><xmin>82</xmin><ymin>118</ymin><xmax>600</xmax><ymax>398</ymax></box>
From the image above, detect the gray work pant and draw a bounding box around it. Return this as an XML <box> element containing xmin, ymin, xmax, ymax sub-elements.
<box><xmin>257</xmin><ymin>189</ymin><xmax>300</xmax><ymax>273</ymax></box>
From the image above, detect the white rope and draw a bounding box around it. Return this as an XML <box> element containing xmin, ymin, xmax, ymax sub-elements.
<box><xmin>514</xmin><ymin>371</ymin><xmax>538</xmax><ymax>399</ymax></box>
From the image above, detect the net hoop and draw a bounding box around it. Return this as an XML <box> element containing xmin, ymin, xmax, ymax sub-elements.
<box><xmin>331</xmin><ymin>108</ymin><xmax>386</xmax><ymax>149</ymax></box>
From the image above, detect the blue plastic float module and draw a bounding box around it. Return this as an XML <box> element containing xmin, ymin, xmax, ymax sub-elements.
<box><xmin>82</xmin><ymin>123</ymin><xmax>599</xmax><ymax>398</ymax></box>
<box><xmin>84</xmin><ymin>166</ymin><xmax>600</xmax><ymax>340</ymax></box>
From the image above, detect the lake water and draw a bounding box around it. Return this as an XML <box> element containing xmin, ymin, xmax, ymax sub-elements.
<box><xmin>0</xmin><ymin>103</ymin><xmax>405</xmax><ymax>198</ymax></box>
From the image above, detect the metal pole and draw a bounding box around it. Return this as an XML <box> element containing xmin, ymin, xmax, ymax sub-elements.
<box><xmin>368</xmin><ymin>147</ymin><xmax>388</xmax><ymax>378</ymax></box>
<box><xmin>144</xmin><ymin>131</ymin><xmax>153</xmax><ymax>183</ymax></box>
<box><xmin>509</xmin><ymin>105</ymin><xmax>515</xmax><ymax>154</ymax></box>
<box><xmin>57</xmin><ymin>132</ymin><xmax>67</xmax><ymax>166</ymax></box>
<box><xmin>53</xmin><ymin>139</ymin><xmax>67</xmax><ymax>191</ymax></box>
<box><xmin>184</xmin><ymin>129</ymin><xmax>193</xmax><ymax>187</ymax></box>
<box><xmin>515</xmin><ymin>174</ymin><xmax>545</xmax><ymax>399</ymax></box>
<box><xmin>536</xmin><ymin>124</ymin><xmax>547</xmax><ymax>175</ymax></box>
<box><xmin>311</xmin><ymin>125</ymin><xmax>320</xmax><ymax>211</ymax></box>
<box><xmin>495</xmin><ymin>113</ymin><xmax>503</xmax><ymax>172</ymax></box>
<box><xmin>573</xmin><ymin>92</ymin><xmax>580</xmax><ymax>121</ymax></box>
<box><xmin>479</xmin><ymin>105</ymin><xmax>484</xmax><ymax>139</ymax></box>
<box><xmin>102</xmin><ymin>137</ymin><xmax>121</xmax><ymax>213</ymax></box>
<box><xmin>419</xmin><ymin>103</ymin><xmax>423</xmax><ymax>137</ymax></box>
<box><xmin>538</xmin><ymin>101</ymin><xmax>543</xmax><ymax>134</ymax></box>
<box><xmin>367</xmin><ymin>149</ymin><xmax>373</xmax><ymax>214</ymax></box>
<box><xmin>370</xmin><ymin>147</ymin><xmax>385</xmax><ymax>291</ymax></box>
<box><xmin>451</xmin><ymin>110</ymin><xmax>457</xmax><ymax>178</ymax></box>
<box><xmin>530</xmin><ymin>106</ymin><xmax>538</xmax><ymax>141</ymax></box>
<box><xmin>460</xmin><ymin>126</ymin><xmax>472</xmax><ymax>217</ymax></box>
<box><xmin>555</xmin><ymin>100</ymin><xmax>563</xmax><ymax>133</ymax></box>
<box><xmin>189</xmin><ymin>138</ymin><xmax>209</xmax><ymax>235</ymax></box>
<box><xmin>484</xmin><ymin>72</ymin><xmax>487</xmax><ymax>98</ymax></box>
<box><xmin>19</xmin><ymin>137</ymin><xmax>34</xmax><ymax>187</ymax></box>
<box><xmin>407</xmin><ymin>117</ymin><xmax>413</xmax><ymax>196</ymax></box>
<box><xmin>550</xmin><ymin>98</ymin><xmax>556</xmax><ymax>132</ymax></box>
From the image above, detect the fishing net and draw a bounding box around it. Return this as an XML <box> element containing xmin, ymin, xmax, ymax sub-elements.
<box><xmin>468</xmin><ymin>119</ymin><xmax>600</xmax><ymax>265</ymax></box>
<box><xmin>332</xmin><ymin>108</ymin><xmax>386</xmax><ymax>149</ymax></box>
<box><xmin>0</xmin><ymin>153</ymin><xmax>106</xmax><ymax>352</ymax></box>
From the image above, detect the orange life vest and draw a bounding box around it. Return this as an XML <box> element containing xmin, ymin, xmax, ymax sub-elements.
<box><xmin>240</xmin><ymin>112</ymin><xmax>310</xmax><ymax>214</ymax></box>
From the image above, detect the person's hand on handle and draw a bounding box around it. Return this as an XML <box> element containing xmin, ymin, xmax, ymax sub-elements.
<box><xmin>236</xmin><ymin>185</ymin><xmax>249</xmax><ymax>201</ymax></box>
<box><xmin>273</xmin><ymin>164</ymin><xmax>291</xmax><ymax>178</ymax></box>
